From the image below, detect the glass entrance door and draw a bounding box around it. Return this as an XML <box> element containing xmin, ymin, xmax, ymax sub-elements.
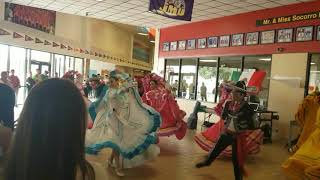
<box><xmin>30</xmin><ymin>61</ymin><xmax>51</xmax><ymax>78</ymax></box>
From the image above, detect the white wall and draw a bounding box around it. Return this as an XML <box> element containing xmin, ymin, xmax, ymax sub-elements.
<box><xmin>268</xmin><ymin>53</ymin><xmax>308</xmax><ymax>139</ymax></box>
<box><xmin>0</xmin><ymin>2</ymin><xmax>154</xmax><ymax>71</ymax></box>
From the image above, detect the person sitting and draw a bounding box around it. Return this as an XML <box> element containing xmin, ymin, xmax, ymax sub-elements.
<box><xmin>5</xmin><ymin>79</ymin><xmax>107</xmax><ymax>180</ymax></box>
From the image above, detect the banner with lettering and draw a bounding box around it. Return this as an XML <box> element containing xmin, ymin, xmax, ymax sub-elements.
<box><xmin>256</xmin><ymin>11</ymin><xmax>320</xmax><ymax>26</ymax></box>
<box><xmin>149</xmin><ymin>0</ymin><xmax>194</xmax><ymax>21</ymax></box>
<box><xmin>5</xmin><ymin>3</ymin><xmax>56</xmax><ymax>34</ymax></box>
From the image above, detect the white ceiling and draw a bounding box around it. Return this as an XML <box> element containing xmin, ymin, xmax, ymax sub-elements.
<box><xmin>4</xmin><ymin>0</ymin><xmax>314</xmax><ymax>28</ymax></box>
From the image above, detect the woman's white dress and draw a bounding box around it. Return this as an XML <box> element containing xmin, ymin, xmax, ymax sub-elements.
<box><xmin>86</xmin><ymin>81</ymin><xmax>161</xmax><ymax>168</ymax></box>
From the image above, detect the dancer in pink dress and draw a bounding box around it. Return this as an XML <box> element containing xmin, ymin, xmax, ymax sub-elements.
<box><xmin>140</xmin><ymin>73</ymin><xmax>187</xmax><ymax>140</ymax></box>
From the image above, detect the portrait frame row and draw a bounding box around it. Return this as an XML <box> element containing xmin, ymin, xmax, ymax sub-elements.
<box><xmin>162</xmin><ymin>25</ymin><xmax>320</xmax><ymax>51</ymax></box>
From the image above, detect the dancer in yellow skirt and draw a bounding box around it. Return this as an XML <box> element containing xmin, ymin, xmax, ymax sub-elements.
<box><xmin>290</xmin><ymin>93</ymin><xmax>320</xmax><ymax>152</ymax></box>
<box><xmin>282</xmin><ymin>108</ymin><xmax>320</xmax><ymax>179</ymax></box>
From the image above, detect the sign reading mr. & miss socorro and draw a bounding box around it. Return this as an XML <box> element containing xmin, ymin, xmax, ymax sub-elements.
<box><xmin>256</xmin><ymin>11</ymin><xmax>320</xmax><ymax>26</ymax></box>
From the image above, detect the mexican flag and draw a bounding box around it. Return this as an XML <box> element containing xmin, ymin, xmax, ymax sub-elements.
<box><xmin>230</xmin><ymin>70</ymin><xmax>267</xmax><ymax>93</ymax></box>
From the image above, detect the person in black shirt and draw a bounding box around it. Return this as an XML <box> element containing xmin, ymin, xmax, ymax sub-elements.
<box><xmin>195</xmin><ymin>81</ymin><xmax>255</xmax><ymax>180</ymax></box>
<box><xmin>0</xmin><ymin>83</ymin><xmax>15</xmax><ymax>130</ymax></box>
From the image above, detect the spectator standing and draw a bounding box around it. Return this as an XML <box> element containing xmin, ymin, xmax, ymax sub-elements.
<box><xmin>0</xmin><ymin>82</ymin><xmax>15</xmax><ymax>157</ymax></box>
<box><xmin>8</xmin><ymin>69</ymin><xmax>21</xmax><ymax>106</ymax></box>
<box><xmin>0</xmin><ymin>71</ymin><xmax>12</xmax><ymax>88</ymax></box>
<box><xmin>26</xmin><ymin>73</ymin><xmax>36</xmax><ymax>94</ymax></box>
<box><xmin>0</xmin><ymin>82</ymin><xmax>15</xmax><ymax>130</ymax></box>
<box><xmin>5</xmin><ymin>79</ymin><xmax>107</xmax><ymax>180</ymax></box>
<box><xmin>200</xmin><ymin>82</ymin><xmax>207</xmax><ymax>102</ymax></box>
<box><xmin>33</xmin><ymin>69</ymin><xmax>43</xmax><ymax>84</ymax></box>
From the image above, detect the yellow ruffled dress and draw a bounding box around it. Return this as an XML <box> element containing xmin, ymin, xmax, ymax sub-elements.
<box><xmin>292</xmin><ymin>95</ymin><xmax>320</xmax><ymax>152</ymax></box>
<box><xmin>282</xmin><ymin>107</ymin><xmax>320</xmax><ymax>179</ymax></box>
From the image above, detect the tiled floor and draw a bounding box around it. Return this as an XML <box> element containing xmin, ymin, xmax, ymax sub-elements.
<box><xmin>7</xmin><ymin>101</ymin><xmax>291</xmax><ymax>180</ymax></box>
<box><xmin>87</xmin><ymin>130</ymin><xmax>291</xmax><ymax>180</ymax></box>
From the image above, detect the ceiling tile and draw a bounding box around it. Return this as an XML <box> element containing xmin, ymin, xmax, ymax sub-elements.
<box><xmin>217</xmin><ymin>4</ymin><xmax>238</xmax><ymax>10</ymax></box>
<box><xmin>202</xmin><ymin>1</ymin><xmax>225</xmax><ymax>7</ymax></box>
<box><xmin>6</xmin><ymin>0</ymin><xmax>311</xmax><ymax>28</ymax></box>
<box><xmin>260</xmin><ymin>2</ymin><xmax>281</xmax><ymax>8</ymax></box>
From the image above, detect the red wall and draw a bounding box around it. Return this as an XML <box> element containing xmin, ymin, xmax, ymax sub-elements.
<box><xmin>159</xmin><ymin>1</ymin><xmax>320</xmax><ymax>58</ymax></box>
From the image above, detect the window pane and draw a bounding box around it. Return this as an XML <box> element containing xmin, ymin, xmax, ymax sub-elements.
<box><xmin>218</xmin><ymin>56</ymin><xmax>242</xmax><ymax>83</ymax></box>
<box><xmin>198</xmin><ymin>58</ymin><xmax>218</xmax><ymax>102</ymax></box>
<box><xmin>0</xmin><ymin>44</ymin><xmax>8</xmax><ymax>72</ymax></box>
<box><xmin>9</xmin><ymin>46</ymin><xmax>26</xmax><ymax>105</ymax></box>
<box><xmin>243</xmin><ymin>55</ymin><xmax>272</xmax><ymax>108</ymax></box>
<box><xmin>165</xmin><ymin>59</ymin><xmax>180</xmax><ymax>96</ymax></box>
<box><xmin>53</xmin><ymin>54</ymin><xmax>65</xmax><ymax>77</ymax></box>
<box><xmin>69</xmin><ymin>57</ymin><xmax>75</xmax><ymax>71</ymax></box>
<box><xmin>180</xmin><ymin>58</ymin><xmax>197</xmax><ymax>99</ymax></box>
<box><xmin>75</xmin><ymin>58</ymin><xmax>83</xmax><ymax>75</ymax></box>
<box><xmin>53</xmin><ymin>54</ymin><xmax>60</xmax><ymax>77</ymax></box>
<box><xmin>89</xmin><ymin>59</ymin><xmax>115</xmax><ymax>77</ymax></box>
<box><xmin>218</xmin><ymin>56</ymin><xmax>242</xmax><ymax>102</ymax></box>
<box><xmin>31</xmin><ymin>50</ymin><xmax>50</xmax><ymax>63</ymax></box>
<box><xmin>65</xmin><ymin>57</ymin><xmax>70</xmax><ymax>72</ymax></box>
<box><xmin>308</xmin><ymin>53</ymin><xmax>320</xmax><ymax>94</ymax></box>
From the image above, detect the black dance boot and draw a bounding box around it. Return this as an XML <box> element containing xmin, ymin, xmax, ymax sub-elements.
<box><xmin>195</xmin><ymin>160</ymin><xmax>210</xmax><ymax>168</ymax></box>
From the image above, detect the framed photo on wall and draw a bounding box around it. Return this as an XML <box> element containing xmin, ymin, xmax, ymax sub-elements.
<box><xmin>4</xmin><ymin>2</ymin><xmax>56</xmax><ymax>34</ymax></box>
<box><xmin>163</xmin><ymin>42</ymin><xmax>169</xmax><ymax>51</ymax></box>
<box><xmin>260</xmin><ymin>30</ymin><xmax>275</xmax><ymax>44</ymax></box>
<box><xmin>207</xmin><ymin>37</ymin><xmax>218</xmax><ymax>48</ymax></box>
<box><xmin>170</xmin><ymin>41</ymin><xmax>177</xmax><ymax>51</ymax></box>
<box><xmin>178</xmin><ymin>40</ymin><xmax>186</xmax><ymax>50</ymax></box>
<box><xmin>245</xmin><ymin>32</ymin><xmax>259</xmax><ymax>45</ymax></box>
<box><xmin>296</xmin><ymin>26</ymin><xmax>314</xmax><ymax>42</ymax></box>
<box><xmin>317</xmin><ymin>26</ymin><xmax>320</xmax><ymax>41</ymax></box>
<box><xmin>277</xmin><ymin>28</ymin><xmax>293</xmax><ymax>43</ymax></box>
<box><xmin>187</xmin><ymin>39</ymin><xmax>196</xmax><ymax>50</ymax></box>
<box><xmin>219</xmin><ymin>35</ymin><xmax>230</xmax><ymax>47</ymax></box>
<box><xmin>198</xmin><ymin>38</ymin><xmax>206</xmax><ymax>49</ymax></box>
<box><xmin>231</xmin><ymin>33</ymin><xmax>244</xmax><ymax>46</ymax></box>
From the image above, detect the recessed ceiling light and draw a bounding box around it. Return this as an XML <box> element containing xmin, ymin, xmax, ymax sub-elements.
<box><xmin>259</xmin><ymin>58</ymin><xmax>272</xmax><ymax>61</ymax></box>
<box><xmin>200</xmin><ymin>59</ymin><xmax>218</xmax><ymax>62</ymax></box>
<box><xmin>311</xmin><ymin>62</ymin><xmax>316</xmax><ymax>65</ymax></box>
<box><xmin>150</xmin><ymin>40</ymin><xmax>155</xmax><ymax>43</ymax></box>
<box><xmin>96</xmin><ymin>0</ymin><xmax>104</xmax><ymax>2</ymax></box>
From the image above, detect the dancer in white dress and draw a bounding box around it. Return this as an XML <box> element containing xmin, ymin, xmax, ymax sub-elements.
<box><xmin>86</xmin><ymin>70</ymin><xmax>161</xmax><ymax>176</ymax></box>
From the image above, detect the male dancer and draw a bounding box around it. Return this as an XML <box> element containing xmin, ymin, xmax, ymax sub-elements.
<box><xmin>195</xmin><ymin>81</ymin><xmax>255</xmax><ymax>180</ymax></box>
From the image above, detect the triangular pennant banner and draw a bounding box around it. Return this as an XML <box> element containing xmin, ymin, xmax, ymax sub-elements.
<box><xmin>0</xmin><ymin>28</ymin><xmax>11</xmax><ymax>35</ymax></box>
<box><xmin>74</xmin><ymin>48</ymin><xmax>79</xmax><ymax>52</ymax></box>
<box><xmin>13</xmin><ymin>32</ymin><xmax>23</xmax><ymax>39</ymax></box>
<box><xmin>95</xmin><ymin>52</ymin><xmax>98</xmax><ymax>56</ymax></box>
<box><xmin>80</xmin><ymin>49</ymin><xmax>84</xmax><ymax>53</ymax></box>
<box><xmin>53</xmin><ymin>42</ymin><xmax>59</xmax><ymax>47</ymax></box>
<box><xmin>44</xmin><ymin>40</ymin><xmax>51</xmax><ymax>45</ymax></box>
<box><xmin>68</xmin><ymin>46</ymin><xmax>73</xmax><ymax>50</ymax></box>
<box><xmin>35</xmin><ymin>38</ymin><xmax>43</xmax><ymax>43</ymax></box>
<box><xmin>103</xmin><ymin>54</ymin><xmax>106</xmax><ymax>58</ymax></box>
<box><xmin>99</xmin><ymin>53</ymin><xmax>102</xmax><ymax>57</ymax></box>
<box><xmin>85</xmin><ymin>50</ymin><xmax>89</xmax><ymax>54</ymax></box>
<box><xmin>25</xmin><ymin>35</ymin><xmax>33</xmax><ymax>41</ymax></box>
<box><xmin>61</xmin><ymin>44</ymin><xmax>66</xmax><ymax>49</ymax></box>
